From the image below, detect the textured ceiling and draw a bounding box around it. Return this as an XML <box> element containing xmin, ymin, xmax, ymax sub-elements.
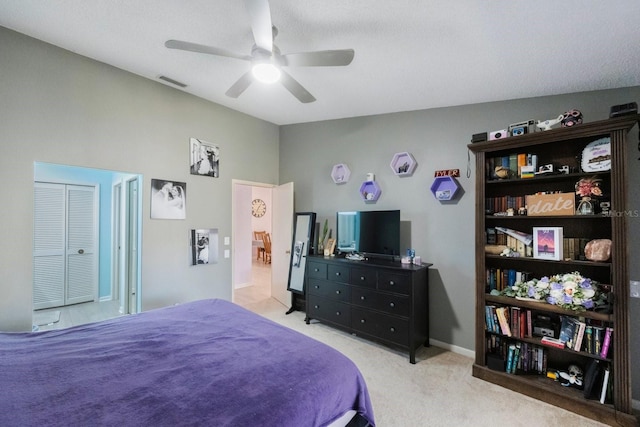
<box><xmin>1</xmin><ymin>1</ymin><xmax>639</xmax><ymax>125</ymax></box>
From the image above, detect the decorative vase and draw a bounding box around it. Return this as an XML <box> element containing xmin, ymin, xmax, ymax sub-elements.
<box><xmin>576</xmin><ymin>197</ymin><xmax>594</xmax><ymax>215</ymax></box>
<box><xmin>317</xmin><ymin>242</ymin><xmax>324</xmax><ymax>255</ymax></box>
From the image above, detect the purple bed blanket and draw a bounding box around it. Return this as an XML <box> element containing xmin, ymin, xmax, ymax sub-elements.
<box><xmin>0</xmin><ymin>299</ymin><xmax>374</xmax><ymax>427</ymax></box>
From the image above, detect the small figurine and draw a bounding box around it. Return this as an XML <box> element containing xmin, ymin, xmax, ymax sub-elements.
<box><xmin>561</xmin><ymin>109</ymin><xmax>583</xmax><ymax>127</ymax></box>
<box><xmin>536</xmin><ymin>114</ymin><xmax>563</xmax><ymax>131</ymax></box>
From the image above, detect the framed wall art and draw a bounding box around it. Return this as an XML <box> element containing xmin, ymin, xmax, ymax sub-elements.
<box><xmin>190</xmin><ymin>137</ymin><xmax>220</xmax><ymax>178</ymax></box>
<box><xmin>533</xmin><ymin>227</ymin><xmax>563</xmax><ymax>261</ymax></box>
<box><xmin>151</xmin><ymin>179</ymin><xmax>186</xmax><ymax>219</ymax></box>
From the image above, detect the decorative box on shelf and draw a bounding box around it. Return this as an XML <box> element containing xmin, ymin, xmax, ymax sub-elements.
<box><xmin>430</xmin><ymin>176</ymin><xmax>461</xmax><ymax>201</ymax></box>
<box><xmin>330</xmin><ymin>163</ymin><xmax>351</xmax><ymax>184</ymax></box>
<box><xmin>390</xmin><ymin>152</ymin><xmax>417</xmax><ymax>176</ymax></box>
<box><xmin>359</xmin><ymin>180</ymin><xmax>381</xmax><ymax>202</ymax></box>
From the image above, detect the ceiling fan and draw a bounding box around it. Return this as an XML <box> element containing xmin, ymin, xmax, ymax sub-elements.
<box><xmin>165</xmin><ymin>0</ymin><xmax>354</xmax><ymax>103</ymax></box>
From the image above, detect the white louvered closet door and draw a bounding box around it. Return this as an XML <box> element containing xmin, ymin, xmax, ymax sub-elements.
<box><xmin>33</xmin><ymin>183</ymin><xmax>97</xmax><ymax>309</ymax></box>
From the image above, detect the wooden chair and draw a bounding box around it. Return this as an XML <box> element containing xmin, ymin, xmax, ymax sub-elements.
<box><xmin>261</xmin><ymin>233</ymin><xmax>272</xmax><ymax>264</ymax></box>
<box><xmin>253</xmin><ymin>231</ymin><xmax>266</xmax><ymax>261</ymax></box>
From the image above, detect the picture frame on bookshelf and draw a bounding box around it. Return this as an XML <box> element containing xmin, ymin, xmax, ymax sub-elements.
<box><xmin>533</xmin><ymin>227</ymin><xmax>563</xmax><ymax>261</ymax></box>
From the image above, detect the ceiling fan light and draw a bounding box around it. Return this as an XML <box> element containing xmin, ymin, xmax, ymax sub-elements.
<box><xmin>252</xmin><ymin>63</ymin><xmax>281</xmax><ymax>84</ymax></box>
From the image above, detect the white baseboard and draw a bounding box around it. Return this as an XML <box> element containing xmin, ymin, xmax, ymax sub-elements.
<box><xmin>234</xmin><ymin>282</ymin><xmax>252</xmax><ymax>289</ymax></box>
<box><xmin>99</xmin><ymin>295</ymin><xmax>112</xmax><ymax>302</ymax></box>
<box><xmin>429</xmin><ymin>338</ymin><xmax>475</xmax><ymax>359</ymax></box>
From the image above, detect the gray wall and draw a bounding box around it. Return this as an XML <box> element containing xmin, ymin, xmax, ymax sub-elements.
<box><xmin>0</xmin><ymin>27</ymin><xmax>279</xmax><ymax>331</ymax></box>
<box><xmin>279</xmin><ymin>87</ymin><xmax>640</xmax><ymax>397</ymax></box>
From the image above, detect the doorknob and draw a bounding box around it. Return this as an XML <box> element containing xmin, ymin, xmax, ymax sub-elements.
<box><xmin>78</xmin><ymin>249</ymin><xmax>84</xmax><ymax>254</ymax></box>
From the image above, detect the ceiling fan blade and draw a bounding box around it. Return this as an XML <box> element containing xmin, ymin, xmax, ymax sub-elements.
<box><xmin>165</xmin><ymin>40</ymin><xmax>251</xmax><ymax>61</ymax></box>
<box><xmin>279</xmin><ymin>70</ymin><xmax>316</xmax><ymax>103</ymax></box>
<box><xmin>282</xmin><ymin>49</ymin><xmax>355</xmax><ymax>67</ymax></box>
<box><xmin>244</xmin><ymin>0</ymin><xmax>273</xmax><ymax>52</ymax></box>
<box><xmin>225</xmin><ymin>71</ymin><xmax>254</xmax><ymax>98</ymax></box>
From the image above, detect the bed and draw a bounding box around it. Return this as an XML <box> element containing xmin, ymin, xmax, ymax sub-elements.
<box><xmin>0</xmin><ymin>299</ymin><xmax>374</xmax><ymax>427</ymax></box>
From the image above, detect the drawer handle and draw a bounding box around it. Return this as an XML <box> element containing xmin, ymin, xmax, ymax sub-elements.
<box><xmin>390</xmin><ymin>327</ymin><xmax>396</xmax><ymax>333</ymax></box>
<box><xmin>314</xmin><ymin>268</ymin><xmax>319</xmax><ymax>272</ymax></box>
<box><xmin>336</xmin><ymin>311</ymin><xmax>341</xmax><ymax>316</ymax></box>
<box><xmin>360</xmin><ymin>296</ymin><xmax>366</xmax><ymax>300</ymax></box>
<box><xmin>314</xmin><ymin>305</ymin><xmax>319</xmax><ymax>309</ymax></box>
<box><xmin>360</xmin><ymin>276</ymin><xmax>365</xmax><ymax>281</ymax></box>
<box><xmin>389</xmin><ymin>302</ymin><xmax>395</xmax><ymax>308</ymax></box>
<box><xmin>314</xmin><ymin>285</ymin><xmax>319</xmax><ymax>289</ymax></box>
<box><xmin>335</xmin><ymin>272</ymin><xmax>341</xmax><ymax>276</ymax></box>
<box><xmin>335</xmin><ymin>290</ymin><xmax>341</xmax><ymax>294</ymax></box>
<box><xmin>360</xmin><ymin>319</ymin><xmax>366</xmax><ymax>323</ymax></box>
<box><xmin>389</xmin><ymin>281</ymin><xmax>395</xmax><ymax>286</ymax></box>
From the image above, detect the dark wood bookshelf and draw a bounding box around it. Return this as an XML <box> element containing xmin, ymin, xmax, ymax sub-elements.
<box><xmin>469</xmin><ymin>115</ymin><xmax>639</xmax><ymax>426</ymax></box>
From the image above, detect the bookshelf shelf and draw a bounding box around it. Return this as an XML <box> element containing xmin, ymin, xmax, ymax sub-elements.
<box><xmin>469</xmin><ymin>115</ymin><xmax>639</xmax><ymax>426</ymax></box>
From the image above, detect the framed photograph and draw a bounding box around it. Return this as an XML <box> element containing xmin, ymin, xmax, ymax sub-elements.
<box><xmin>190</xmin><ymin>228</ymin><xmax>219</xmax><ymax>265</ymax></box>
<box><xmin>533</xmin><ymin>227</ymin><xmax>563</xmax><ymax>261</ymax></box>
<box><xmin>190</xmin><ymin>137</ymin><xmax>219</xmax><ymax>177</ymax></box>
<box><xmin>151</xmin><ymin>179</ymin><xmax>186</xmax><ymax>219</ymax></box>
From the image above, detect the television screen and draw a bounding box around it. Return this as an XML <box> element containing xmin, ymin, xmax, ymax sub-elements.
<box><xmin>336</xmin><ymin>210</ymin><xmax>400</xmax><ymax>258</ymax></box>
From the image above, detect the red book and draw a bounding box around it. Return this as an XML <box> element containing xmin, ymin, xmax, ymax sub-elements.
<box><xmin>541</xmin><ymin>336</ymin><xmax>565</xmax><ymax>349</ymax></box>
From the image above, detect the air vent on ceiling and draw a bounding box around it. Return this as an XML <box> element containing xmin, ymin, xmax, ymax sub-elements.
<box><xmin>158</xmin><ymin>75</ymin><xmax>187</xmax><ymax>88</ymax></box>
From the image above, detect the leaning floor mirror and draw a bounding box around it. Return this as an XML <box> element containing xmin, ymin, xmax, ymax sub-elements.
<box><xmin>287</xmin><ymin>212</ymin><xmax>316</xmax><ymax>295</ymax></box>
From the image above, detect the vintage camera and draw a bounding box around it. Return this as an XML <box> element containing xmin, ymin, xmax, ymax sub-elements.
<box><xmin>533</xmin><ymin>314</ymin><xmax>558</xmax><ymax>338</ymax></box>
<box><xmin>508</xmin><ymin>120</ymin><xmax>535</xmax><ymax>137</ymax></box>
<box><xmin>489</xmin><ymin>129</ymin><xmax>509</xmax><ymax>140</ymax></box>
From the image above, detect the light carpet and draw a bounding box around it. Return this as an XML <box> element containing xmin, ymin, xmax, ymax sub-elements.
<box><xmin>243</xmin><ymin>298</ymin><xmax>611</xmax><ymax>427</ymax></box>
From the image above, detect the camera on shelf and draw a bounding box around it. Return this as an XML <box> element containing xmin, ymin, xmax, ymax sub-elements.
<box><xmin>533</xmin><ymin>314</ymin><xmax>558</xmax><ymax>338</ymax></box>
<box><xmin>489</xmin><ymin>129</ymin><xmax>509</xmax><ymax>140</ymax></box>
<box><xmin>508</xmin><ymin>120</ymin><xmax>535</xmax><ymax>137</ymax></box>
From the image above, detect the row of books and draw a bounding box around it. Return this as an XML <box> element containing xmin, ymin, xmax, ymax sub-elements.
<box><xmin>485</xmin><ymin>268</ymin><xmax>531</xmax><ymax>292</ymax></box>
<box><xmin>485</xmin><ymin>305</ymin><xmax>532</xmax><ymax>338</ymax></box>
<box><xmin>486</xmin><ymin>335</ymin><xmax>547</xmax><ymax>375</ymax></box>
<box><xmin>485</xmin><ymin>306</ymin><xmax>613</xmax><ymax>358</ymax></box>
<box><xmin>558</xmin><ymin>316</ymin><xmax>613</xmax><ymax>358</ymax></box>
<box><xmin>486</xmin><ymin>153</ymin><xmax>538</xmax><ymax>181</ymax></box>
<box><xmin>485</xmin><ymin>195</ymin><xmax>526</xmax><ymax>215</ymax></box>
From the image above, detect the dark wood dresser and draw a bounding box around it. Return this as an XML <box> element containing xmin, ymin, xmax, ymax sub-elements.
<box><xmin>305</xmin><ymin>255</ymin><xmax>431</xmax><ymax>363</ymax></box>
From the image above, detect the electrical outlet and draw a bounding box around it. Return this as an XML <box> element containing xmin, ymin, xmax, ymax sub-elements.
<box><xmin>631</xmin><ymin>280</ymin><xmax>640</xmax><ymax>298</ymax></box>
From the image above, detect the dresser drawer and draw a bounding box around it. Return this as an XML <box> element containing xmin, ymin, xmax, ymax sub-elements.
<box><xmin>327</xmin><ymin>264</ymin><xmax>350</xmax><ymax>283</ymax></box>
<box><xmin>377</xmin><ymin>313</ymin><xmax>409</xmax><ymax>346</ymax></box>
<box><xmin>351</xmin><ymin>307</ymin><xmax>378</xmax><ymax>336</ymax></box>
<box><xmin>375</xmin><ymin>293</ymin><xmax>409</xmax><ymax>317</ymax></box>
<box><xmin>350</xmin><ymin>267</ymin><xmax>377</xmax><ymax>288</ymax></box>
<box><xmin>307</xmin><ymin>279</ymin><xmax>351</xmax><ymax>302</ymax></box>
<box><xmin>350</xmin><ymin>287</ymin><xmax>378</xmax><ymax>310</ymax></box>
<box><xmin>307</xmin><ymin>261</ymin><xmax>327</xmax><ymax>280</ymax></box>
<box><xmin>378</xmin><ymin>272</ymin><xmax>411</xmax><ymax>295</ymax></box>
<box><xmin>308</xmin><ymin>296</ymin><xmax>351</xmax><ymax>328</ymax></box>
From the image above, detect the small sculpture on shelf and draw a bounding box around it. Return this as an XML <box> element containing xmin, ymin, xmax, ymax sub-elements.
<box><xmin>557</xmin><ymin>364</ymin><xmax>584</xmax><ymax>389</ymax></box>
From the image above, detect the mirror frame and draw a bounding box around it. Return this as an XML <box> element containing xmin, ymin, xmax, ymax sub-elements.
<box><xmin>286</xmin><ymin>212</ymin><xmax>316</xmax><ymax>295</ymax></box>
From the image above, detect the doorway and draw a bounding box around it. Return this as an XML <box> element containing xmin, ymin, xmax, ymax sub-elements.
<box><xmin>231</xmin><ymin>180</ymin><xmax>293</xmax><ymax>308</ymax></box>
<box><xmin>33</xmin><ymin>162</ymin><xmax>142</xmax><ymax>329</ymax></box>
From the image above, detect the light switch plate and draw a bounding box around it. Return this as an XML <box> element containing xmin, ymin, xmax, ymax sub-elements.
<box><xmin>631</xmin><ymin>280</ymin><xmax>640</xmax><ymax>298</ymax></box>
<box><xmin>224</xmin><ymin>236</ymin><xmax>230</xmax><ymax>245</ymax></box>
<box><xmin>224</xmin><ymin>249</ymin><xmax>230</xmax><ymax>258</ymax></box>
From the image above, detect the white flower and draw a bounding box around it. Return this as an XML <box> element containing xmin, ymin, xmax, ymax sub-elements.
<box><xmin>582</xmin><ymin>288</ymin><xmax>596</xmax><ymax>299</ymax></box>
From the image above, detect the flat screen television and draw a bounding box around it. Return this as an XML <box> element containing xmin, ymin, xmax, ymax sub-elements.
<box><xmin>336</xmin><ymin>209</ymin><xmax>400</xmax><ymax>258</ymax></box>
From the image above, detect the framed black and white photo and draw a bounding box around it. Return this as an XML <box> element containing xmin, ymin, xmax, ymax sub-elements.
<box><xmin>190</xmin><ymin>228</ymin><xmax>218</xmax><ymax>265</ymax></box>
<box><xmin>190</xmin><ymin>137</ymin><xmax>219</xmax><ymax>177</ymax></box>
<box><xmin>151</xmin><ymin>179</ymin><xmax>186</xmax><ymax>219</ymax></box>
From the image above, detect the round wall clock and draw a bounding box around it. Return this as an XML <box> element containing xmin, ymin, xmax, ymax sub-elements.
<box><xmin>251</xmin><ymin>198</ymin><xmax>266</xmax><ymax>217</ymax></box>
